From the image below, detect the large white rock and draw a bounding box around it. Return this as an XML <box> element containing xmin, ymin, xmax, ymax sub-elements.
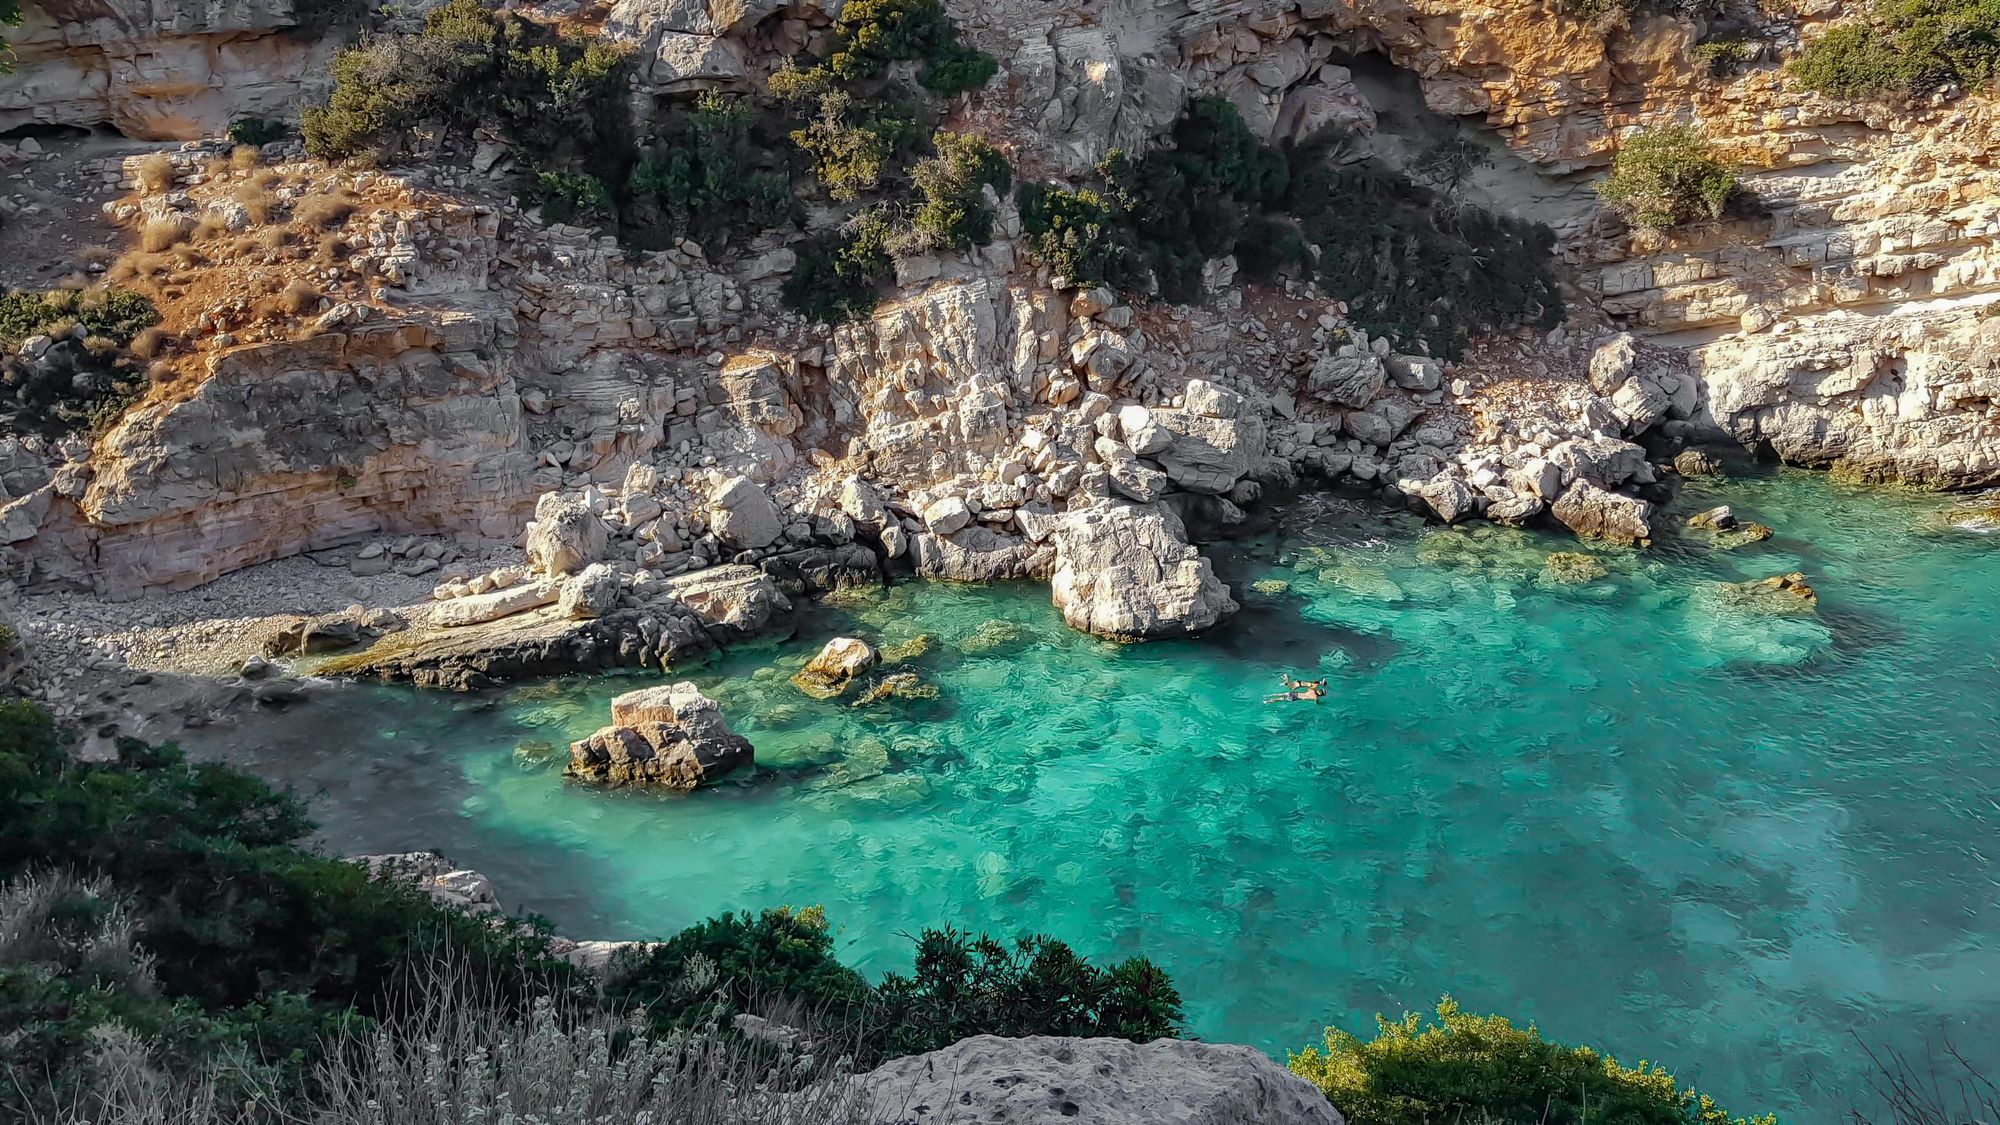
<box><xmin>526</xmin><ymin>493</ymin><xmax>609</xmax><ymax>577</ymax></box>
<box><xmin>843</xmin><ymin>1036</ymin><xmax>1343</xmax><ymax>1125</ymax></box>
<box><xmin>707</xmin><ymin>475</ymin><xmax>783</xmax><ymax>550</ymax></box>
<box><xmin>1050</xmin><ymin>500</ymin><xmax>1236</xmax><ymax>639</ymax></box>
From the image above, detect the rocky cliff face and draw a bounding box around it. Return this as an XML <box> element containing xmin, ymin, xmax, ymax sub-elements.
<box><xmin>0</xmin><ymin>0</ymin><xmax>334</xmax><ymax>139</ymax></box>
<box><xmin>5</xmin><ymin>0</ymin><xmax>1997</xmax><ymax>637</ymax></box>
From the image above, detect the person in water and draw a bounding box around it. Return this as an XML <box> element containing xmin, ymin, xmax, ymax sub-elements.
<box><xmin>1266</xmin><ymin>674</ymin><xmax>1328</xmax><ymax>703</ymax></box>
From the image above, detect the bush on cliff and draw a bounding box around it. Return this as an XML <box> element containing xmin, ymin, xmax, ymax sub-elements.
<box><xmin>301</xmin><ymin>0</ymin><xmax>630</xmax><ymax>166</ymax></box>
<box><xmin>0</xmin><ymin>0</ymin><xmax>19</xmax><ymax>77</ymax></box>
<box><xmin>824</xmin><ymin>0</ymin><xmax>997</xmax><ymax>95</ymax></box>
<box><xmin>1287</xmin><ymin>998</ymin><xmax>1775</xmax><ymax>1125</ymax></box>
<box><xmin>1596</xmin><ymin>125</ymin><xmax>1738</xmax><ymax>230</ymax></box>
<box><xmin>903</xmin><ymin>130</ymin><xmax>1013</xmax><ymax>252</ymax></box>
<box><xmin>1790</xmin><ymin>0</ymin><xmax>2000</xmax><ymax>99</ymax></box>
<box><xmin>0</xmin><ymin>287</ymin><xmax>161</xmax><ymax>439</ymax></box>
<box><xmin>625</xmin><ymin>92</ymin><xmax>796</xmax><ymax>246</ymax></box>
<box><xmin>1014</xmin><ymin>98</ymin><xmax>1563</xmax><ymax>358</ymax></box>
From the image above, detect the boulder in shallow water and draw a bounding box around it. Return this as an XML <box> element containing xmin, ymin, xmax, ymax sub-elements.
<box><xmin>850</xmin><ymin>670</ymin><xmax>938</xmax><ymax>706</ymax></box>
<box><xmin>1049</xmin><ymin>499</ymin><xmax>1236</xmax><ymax>640</ymax></box>
<box><xmin>1551</xmin><ymin>481</ymin><xmax>1653</xmax><ymax>547</ymax></box>
<box><xmin>1687</xmin><ymin>505</ymin><xmax>1738</xmax><ymax>531</ymax></box>
<box><xmin>793</xmin><ymin>636</ymin><xmax>880</xmax><ymax>698</ymax></box>
<box><xmin>837</xmin><ymin>1035</ymin><xmax>1344</xmax><ymax>1125</ymax></box>
<box><xmin>569</xmin><ymin>682</ymin><xmax>753</xmax><ymax>789</ymax></box>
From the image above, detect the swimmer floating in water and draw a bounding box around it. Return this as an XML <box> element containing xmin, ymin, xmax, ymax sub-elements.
<box><xmin>1265</xmin><ymin>674</ymin><xmax>1328</xmax><ymax>704</ymax></box>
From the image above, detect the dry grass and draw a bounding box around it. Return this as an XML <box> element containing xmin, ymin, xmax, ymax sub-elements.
<box><xmin>75</xmin><ymin>245</ymin><xmax>117</xmax><ymax>270</ymax></box>
<box><xmin>190</xmin><ymin>212</ymin><xmax>232</xmax><ymax>241</ymax></box>
<box><xmin>229</xmin><ymin>145</ymin><xmax>261</xmax><ymax>171</ymax></box>
<box><xmin>147</xmin><ymin>361</ymin><xmax>178</xmax><ymax>385</ymax></box>
<box><xmin>134</xmin><ymin>153</ymin><xmax>175</xmax><ymax>194</ymax></box>
<box><xmin>138</xmin><ymin>218</ymin><xmax>186</xmax><ymax>253</ymax></box>
<box><xmin>294</xmin><ymin>188</ymin><xmax>360</xmax><ymax>230</ymax></box>
<box><xmin>81</xmin><ymin>335</ymin><xmax>119</xmax><ymax>358</ymax></box>
<box><xmin>129</xmin><ymin>327</ymin><xmax>169</xmax><ymax>359</ymax></box>
<box><xmin>232</xmin><ymin>184</ymin><xmax>279</xmax><ymax>224</ymax></box>
<box><xmin>255</xmin><ymin>226</ymin><xmax>294</xmax><ymax>253</ymax></box>
<box><xmin>313</xmin><ymin>236</ymin><xmax>350</xmax><ymax>267</ymax></box>
<box><xmin>277</xmin><ymin>279</ymin><xmax>321</xmax><ymax>315</ymax></box>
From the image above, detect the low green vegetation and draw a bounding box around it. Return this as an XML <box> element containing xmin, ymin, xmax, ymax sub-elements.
<box><xmin>0</xmin><ymin>288</ymin><xmax>161</xmax><ymax>439</ymax></box>
<box><xmin>1596</xmin><ymin>125</ymin><xmax>1739</xmax><ymax>231</ymax></box>
<box><xmin>1694</xmin><ymin>37</ymin><xmax>1759</xmax><ymax>78</ymax></box>
<box><xmin>0</xmin><ymin>0</ymin><xmax>19</xmax><ymax>76</ymax></box>
<box><xmin>298</xmin><ymin>0</ymin><xmax>999</xmax><ymax>321</ymax></box>
<box><xmin>0</xmin><ymin>696</ymin><xmax>1180</xmax><ymax>1119</ymax></box>
<box><xmin>1790</xmin><ymin>0</ymin><xmax>2000</xmax><ymax>99</ymax></box>
<box><xmin>1017</xmin><ymin>97</ymin><xmax>1563</xmax><ymax>359</ymax></box>
<box><xmin>1288</xmin><ymin>998</ymin><xmax>1776</xmax><ymax>1125</ymax></box>
<box><xmin>227</xmin><ymin>117</ymin><xmax>291</xmax><ymax>146</ymax></box>
<box><xmin>302</xmin><ymin>0</ymin><xmax>631</xmax><ymax>170</ymax></box>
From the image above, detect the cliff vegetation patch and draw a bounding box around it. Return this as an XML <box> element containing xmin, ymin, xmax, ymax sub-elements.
<box><xmin>0</xmin><ymin>287</ymin><xmax>160</xmax><ymax>439</ymax></box>
<box><xmin>1287</xmin><ymin>997</ymin><xmax>1776</xmax><ymax>1125</ymax></box>
<box><xmin>1790</xmin><ymin>0</ymin><xmax>2000</xmax><ymax>98</ymax></box>
<box><xmin>1018</xmin><ymin>98</ymin><xmax>1564</xmax><ymax>359</ymax></box>
<box><xmin>1596</xmin><ymin>125</ymin><xmax>1739</xmax><ymax>231</ymax></box>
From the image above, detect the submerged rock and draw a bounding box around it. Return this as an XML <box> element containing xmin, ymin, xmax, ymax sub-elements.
<box><xmin>1674</xmin><ymin>449</ymin><xmax>1725</xmax><ymax>477</ymax></box>
<box><xmin>1541</xmin><ymin>551</ymin><xmax>1609</xmax><ymax>586</ymax></box>
<box><xmin>851</xmin><ymin>671</ymin><xmax>938</xmax><ymax>706</ymax></box>
<box><xmin>793</xmin><ymin>636</ymin><xmax>880</xmax><ymax>699</ymax></box>
<box><xmin>567</xmin><ymin>681</ymin><xmax>753</xmax><ymax>789</ymax></box>
<box><xmin>1687</xmin><ymin>505</ymin><xmax>1738</xmax><ymax>531</ymax></box>
<box><xmin>878</xmin><ymin>634</ymin><xmax>933</xmax><ymax>662</ymax></box>
<box><xmin>839</xmin><ymin>1035</ymin><xmax>1343</xmax><ymax>1125</ymax></box>
<box><xmin>1716</xmin><ymin>572</ymin><xmax>1819</xmax><ymax>615</ymax></box>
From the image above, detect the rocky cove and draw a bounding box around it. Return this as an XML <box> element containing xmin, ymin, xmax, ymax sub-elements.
<box><xmin>5</xmin><ymin>0</ymin><xmax>2000</xmax><ymax>1118</ymax></box>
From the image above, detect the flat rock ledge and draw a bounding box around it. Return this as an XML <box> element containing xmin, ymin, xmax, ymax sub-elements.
<box><xmin>845</xmin><ymin>1035</ymin><xmax>1343</xmax><ymax>1125</ymax></box>
<box><xmin>566</xmin><ymin>681</ymin><xmax>752</xmax><ymax>789</ymax></box>
<box><xmin>322</xmin><ymin>564</ymin><xmax>795</xmax><ymax>690</ymax></box>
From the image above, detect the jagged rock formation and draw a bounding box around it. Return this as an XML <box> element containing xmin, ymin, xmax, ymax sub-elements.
<box><xmin>845</xmin><ymin>1035</ymin><xmax>1344</xmax><ymax>1125</ymax></box>
<box><xmin>1050</xmin><ymin>498</ymin><xmax>1238</xmax><ymax>639</ymax></box>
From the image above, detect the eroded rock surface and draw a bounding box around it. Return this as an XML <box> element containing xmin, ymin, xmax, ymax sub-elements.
<box><xmin>845</xmin><ymin>1035</ymin><xmax>1344</xmax><ymax>1125</ymax></box>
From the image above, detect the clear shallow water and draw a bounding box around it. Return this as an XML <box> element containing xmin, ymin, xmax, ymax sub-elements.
<box><xmin>222</xmin><ymin>468</ymin><xmax>2000</xmax><ymax>1121</ymax></box>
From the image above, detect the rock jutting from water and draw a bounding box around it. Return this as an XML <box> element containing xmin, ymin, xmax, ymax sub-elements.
<box><xmin>565</xmin><ymin>681</ymin><xmax>753</xmax><ymax>789</ymax></box>
<box><xmin>792</xmin><ymin>636</ymin><xmax>881</xmax><ymax>699</ymax></box>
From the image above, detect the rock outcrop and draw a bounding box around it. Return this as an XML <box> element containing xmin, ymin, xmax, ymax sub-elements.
<box><xmin>1049</xmin><ymin>499</ymin><xmax>1237</xmax><ymax>639</ymax></box>
<box><xmin>0</xmin><ymin>0</ymin><xmax>335</xmax><ymax>139</ymax></box>
<box><xmin>844</xmin><ymin>1035</ymin><xmax>1344</xmax><ymax>1125</ymax></box>
<box><xmin>792</xmin><ymin>636</ymin><xmax>878</xmax><ymax>699</ymax></box>
<box><xmin>566</xmin><ymin>681</ymin><xmax>753</xmax><ymax>789</ymax></box>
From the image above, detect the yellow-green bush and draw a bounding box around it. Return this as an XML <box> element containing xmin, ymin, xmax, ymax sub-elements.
<box><xmin>1596</xmin><ymin>125</ymin><xmax>1738</xmax><ymax>230</ymax></box>
<box><xmin>1791</xmin><ymin>0</ymin><xmax>2000</xmax><ymax>99</ymax></box>
<box><xmin>1288</xmin><ymin>998</ymin><xmax>1776</xmax><ymax>1125</ymax></box>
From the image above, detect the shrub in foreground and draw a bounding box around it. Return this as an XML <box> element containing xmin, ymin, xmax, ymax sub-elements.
<box><xmin>1288</xmin><ymin>998</ymin><xmax>1775</xmax><ymax>1125</ymax></box>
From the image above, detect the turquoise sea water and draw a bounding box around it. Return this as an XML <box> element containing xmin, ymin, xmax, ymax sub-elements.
<box><xmin>226</xmin><ymin>467</ymin><xmax>2000</xmax><ymax>1121</ymax></box>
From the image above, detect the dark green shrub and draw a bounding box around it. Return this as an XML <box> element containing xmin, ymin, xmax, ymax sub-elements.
<box><xmin>826</xmin><ymin>0</ymin><xmax>992</xmax><ymax>92</ymax></box>
<box><xmin>0</xmin><ymin>288</ymin><xmax>160</xmax><ymax>439</ymax></box>
<box><xmin>1411</xmin><ymin>131</ymin><xmax>1490</xmax><ymax>195</ymax></box>
<box><xmin>302</xmin><ymin>0</ymin><xmax>629</xmax><ymax>165</ymax></box>
<box><xmin>782</xmin><ymin>212</ymin><xmax>896</xmax><ymax>323</ymax></box>
<box><xmin>1293</xmin><ymin>161</ymin><xmax>1562</xmax><ymax>358</ymax></box>
<box><xmin>1785</xmin><ymin>0</ymin><xmax>1998</xmax><ymax>99</ymax></box>
<box><xmin>870</xmin><ymin>928</ymin><xmax>1183</xmax><ymax>1059</ymax></box>
<box><xmin>0</xmin><ymin>700</ymin><xmax>577</xmax><ymax>1118</ymax></box>
<box><xmin>228</xmin><ymin>117</ymin><xmax>291</xmax><ymax>146</ymax></box>
<box><xmin>1017</xmin><ymin>182</ymin><xmax>1125</xmax><ymax>285</ymax></box>
<box><xmin>529</xmin><ymin>170</ymin><xmax>614</xmax><ymax>224</ymax></box>
<box><xmin>1596</xmin><ymin>125</ymin><xmax>1738</xmax><ymax>230</ymax></box>
<box><xmin>625</xmin><ymin>92</ymin><xmax>794</xmax><ymax>244</ymax></box>
<box><xmin>1288</xmin><ymin>998</ymin><xmax>1775</xmax><ymax>1125</ymax></box>
<box><xmin>903</xmin><ymin>130</ymin><xmax>1011</xmax><ymax>252</ymax></box>
<box><xmin>1233</xmin><ymin>215</ymin><xmax>1314</xmax><ymax>282</ymax></box>
<box><xmin>603</xmin><ymin>905</ymin><xmax>871</xmax><ymax>1031</ymax></box>
<box><xmin>1693</xmin><ymin>38</ymin><xmax>1759</xmax><ymax>77</ymax></box>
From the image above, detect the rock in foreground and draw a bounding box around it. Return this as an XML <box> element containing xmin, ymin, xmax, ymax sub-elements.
<box><xmin>567</xmin><ymin>682</ymin><xmax>752</xmax><ymax>789</ymax></box>
<box><xmin>845</xmin><ymin>1035</ymin><xmax>1343</xmax><ymax>1125</ymax></box>
<box><xmin>792</xmin><ymin>636</ymin><xmax>879</xmax><ymax>699</ymax></box>
<box><xmin>1049</xmin><ymin>500</ymin><xmax>1236</xmax><ymax>639</ymax></box>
